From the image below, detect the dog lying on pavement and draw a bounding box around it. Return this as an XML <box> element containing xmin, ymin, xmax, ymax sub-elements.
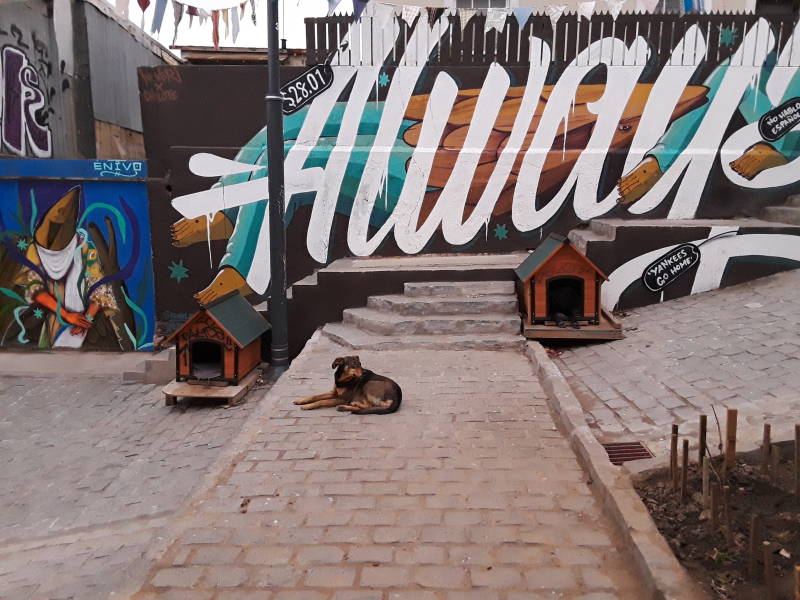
<box><xmin>293</xmin><ymin>356</ymin><xmax>402</xmax><ymax>415</ymax></box>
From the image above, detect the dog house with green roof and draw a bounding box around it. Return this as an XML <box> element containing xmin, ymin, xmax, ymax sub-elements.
<box><xmin>166</xmin><ymin>293</ymin><xmax>270</xmax><ymax>386</ymax></box>
<box><xmin>515</xmin><ymin>233</ymin><xmax>622</xmax><ymax>340</ymax></box>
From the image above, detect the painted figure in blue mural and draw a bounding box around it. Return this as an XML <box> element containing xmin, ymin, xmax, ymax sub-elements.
<box><xmin>0</xmin><ymin>186</ymin><xmax>148</xmax><ymax>350</ymax></box>
<box><xmin>618</xmin><ymin>48</ymin><xmax>800</xmax><ymax>205</ymax></box>
<box><xmin>171</xmin><ymin>102</ymin><xmax>413</xmax><ymax>306</ymax></box>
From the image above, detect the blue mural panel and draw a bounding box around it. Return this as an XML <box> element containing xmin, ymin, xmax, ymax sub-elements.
<box><xmin>0</xmin><ymin>159</ymin><xmax>154</xmax><ymax>351</ymax></box>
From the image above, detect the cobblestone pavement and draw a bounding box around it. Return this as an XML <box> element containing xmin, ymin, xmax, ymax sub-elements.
<box><xmin>555</xmin><ymin>269</ymin><xmax>800</xmax><ymax>457</ymax></box>
<box><xmin>0</xmin><ymin>370</ymin><xmax>264</xmax><ymax>599</ymax></box>
<box><xmin>135</xmin><ymin>335</ymin><xmax>637</xmax><ymax>599</ymax></box>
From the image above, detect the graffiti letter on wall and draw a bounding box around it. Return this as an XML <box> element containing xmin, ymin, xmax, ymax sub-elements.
<box><xmin>1</xmin><ymin>45</ymin><xmax>53</xmax><ymax>158</ymax></box>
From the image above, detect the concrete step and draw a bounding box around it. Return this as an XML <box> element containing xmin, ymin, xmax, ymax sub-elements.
<box><xmin>343</xmin><ymin>307</ymin><xmax>521</xmax><ymax>336</ymax></box>
<box><xmin>122</xmin><ymin>348</ymin><xmax>175</xmax><ymax>384</ymax></box>
<box><xmin>762</xmin><ymin>206</ymin><xmax>800</xmax><ymax>225</ymax></box>
<box><xmin>568</xmin><ymin>222</ymin><xmax>617</xmax><ymax>254</ymax></box>
<box><xmin>403</xmin><ymin>280</ymin><xmax>514</xmax><ymax>298</ymax></box>
<box><xmin>322</xmin><ymin>322</ymin><xmax>525</xmax><ymax>351</ymax></box>
<box><xmin>367</xmin><ymin>294</ymin><xmax>518</xmax><ymax>316</ymax></box>
<box><xmin>785</xmin><ymin>195</ymin><xmax>800</xmax><ymax>207</ymax></box>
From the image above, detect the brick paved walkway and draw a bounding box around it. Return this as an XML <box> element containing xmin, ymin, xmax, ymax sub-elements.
<box><xmin>0</xmin><ymin>371</ymin><xmax>263</xmax><ymax>599</ymax></box>
<box><xmin>135</xmin><ymin>335</ymin><xmax>636</xmax><ymax>599</ymax></box>
<box><xmin>556</xmin><ymin>269</ymin><xmax>800</xmax><ymax>456</ymax></box>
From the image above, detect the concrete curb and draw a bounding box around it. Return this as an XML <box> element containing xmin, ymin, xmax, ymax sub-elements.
<box><xmin>525</xmin><ymin>342</ymin><xmax>707</xmax><ymax>600</ymax></box>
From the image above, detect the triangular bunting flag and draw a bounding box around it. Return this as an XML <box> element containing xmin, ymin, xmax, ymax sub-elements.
<box><xmin>116</xmin><ymin>0</ymin><xmax>130</xmax><ymax>19</ymax></box>
<box><xmin>151</xmin><ymin>0</ymin><xmax>168</xmax><ymax>34</ymax></box>
<box><xmin>211</xmin><ymin>10</ymin><xmax>220</xmax><ymax>47</ymax></box>
<box><xmin>458</xmin><ymin>8</ymin><xmax>477</xmax><ymax>32</ymax></box>
<box><xmin>578</xmin><ymin>1</ymin><xmax>595</xmax><ymax>19</ymax></box>
<box><xmin>231</xmin><ymin>5</ymin><xmax>240</xmax><ymax>42</ymax></box>
<box><xmin>512</xmin><ymin>7</ymin><xmax>533</xmax><ymax>26</ymax></box>
<box><xmin>172</xmin><ymin>1</ymin><xmax>184</xmax><ymax>45</ymax></box>
<box><xmin>426</xmin><ymin>8</ymin><xmax>441</xmax><ymax>24</ymax></box>
<box><xmin>353</xmin><ymin>0</ymin><xmax>369</xmax><ymax>20</ymax></box>
<box><xmin>138</xmin><ymin>0</ymin><xmax>150</xmax><ymax>28</ymax></box>
<box><xmin>401</xmin><ymin>5</ymin><xmax>421</xmax><ymax>26</ymax></box>
<box><xmin>606</xmin><ymin>0</ymin><xmax>625</xmax><ymax>19</ymax></box>
<box><xmin>328</xmin><ymin>0</ymin><xmax>343</xmax><ymax>15</ymax></box>
<box><xmin>485</xmin><ymin>8</ymin><xmax>510</xmax><ymax>33</ymax></box>
<box><xmin>373</xmin><ymin>2</ymin><xmax>394</xmax><ymax>27</ymax></box>
<box><xmin>545</xmin><ymin>4</ymin><xmax>567</xmax><ymax>28</ymax></box>
<box><xmin>222</xmin><ymin>8</ymin><xmax>230</xmax><ymax>38</ymax></box>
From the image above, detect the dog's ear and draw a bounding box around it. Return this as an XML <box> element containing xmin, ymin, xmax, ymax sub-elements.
<box><xmin>350</xmin><ymin>355</ymin><xmax>362</xmax><ymax>367</ymax></box>
<box><xmin>332</xmin><ymin>357</ymin><xmax>344</xmax><ymax>369</ymax></box>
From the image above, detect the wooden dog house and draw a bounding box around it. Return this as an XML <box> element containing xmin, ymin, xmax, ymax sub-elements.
<box><xmin>515</xmin><ymin>233</ymin><xmax>622</xmax><ymax>340</ymax></box>
<box><xmin>165</xmin><ymin>293</ymin><xmax>270</xmax><ymax>385</ymax></box>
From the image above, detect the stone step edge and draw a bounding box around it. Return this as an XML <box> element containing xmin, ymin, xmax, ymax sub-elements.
<box><xmin>344</xmin><ymin>306</ymin><xmax>521</xmax><ymax>324</ymax></box>
<box><xmin>404</xmin><ymin>281</ymin><xmax>514</xmax><ymax>296</ymax></box>
<box><xmin>322</xmin><ymin>323</ymin><xmax>524</xmax><ymax>350</ymax></box>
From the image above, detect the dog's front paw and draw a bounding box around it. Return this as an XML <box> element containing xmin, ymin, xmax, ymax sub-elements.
<box><xmin>292</xmin><ymin>399</ymin><xmax>303</xmax><ymax>405</ymax></box>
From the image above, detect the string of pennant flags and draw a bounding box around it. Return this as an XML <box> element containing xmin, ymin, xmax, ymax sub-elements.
<box><xmin>328</xmin><ymin>0</ymin><xmax>664</xmax><ymax>32</ymax></box>
<box><xmin>115</xmin><ymin>0</ymin><xmax>258</xmax><ymax>46</ymax></box>
<box><xmin>117</xmin><ymin>0</ymin><xmax>665</xmax><ymax>49</ymax></box>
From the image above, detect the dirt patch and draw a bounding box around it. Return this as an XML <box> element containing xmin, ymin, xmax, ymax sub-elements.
<box><xmin>634</xmin><ymin>453</ymin><xmax>800</xmax><ymax>599</ymax></box>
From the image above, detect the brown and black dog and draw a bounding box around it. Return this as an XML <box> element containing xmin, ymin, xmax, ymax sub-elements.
<box><xmin>293</xmin><ymin>356</ymin><xmax>402</xmax><ymax>414</ymax></box>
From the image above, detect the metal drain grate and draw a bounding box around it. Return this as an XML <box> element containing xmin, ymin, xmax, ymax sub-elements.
<box><xmin>602</xmin><ymin>442</ymin><xmax>655</xmax><ymax>465</ymax></box>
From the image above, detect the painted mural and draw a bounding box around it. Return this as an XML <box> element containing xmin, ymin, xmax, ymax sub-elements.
<box><xmin>0</xmin><ymin>160</ymin><xmax>154</xmax><ymax>350</ymax></box>
<box><xmin>0</xmin><ymin>24</ymin><xmax>57</xmax><ymax>158</ymax></box>
<box><xmin>141</xmin><ymin>10</ymin><xmax>800</xmax><ymax>332</ymax></box>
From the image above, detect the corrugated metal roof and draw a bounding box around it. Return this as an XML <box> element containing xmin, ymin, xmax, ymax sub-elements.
<box><xmin>514</xmin><ymin>234</ymin><xmax>566</xmax><ymax>282</ymax></box>
<box><xmin>206</xmin><ymin>293</ymin><xmax>270</xmax><ymax>348</ymax></box>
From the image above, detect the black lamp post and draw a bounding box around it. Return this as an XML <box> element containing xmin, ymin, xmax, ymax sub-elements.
<box><xmin>265</xmin><ymin>0</ymin><xmax>289</xmax><ymax>372</ymax></box>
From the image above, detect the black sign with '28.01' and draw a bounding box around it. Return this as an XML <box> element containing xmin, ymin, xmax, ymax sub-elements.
<box><xmin>280</xmin><ymin>64</ymin><xmax>334</xmax><ymax>115</ymax></box>
<box><xmin>642</xmin><ymin>243</ymin><xmax>701</xmax><ymax>292</ymax></box>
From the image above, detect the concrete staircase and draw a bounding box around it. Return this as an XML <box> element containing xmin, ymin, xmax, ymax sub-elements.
<box><xmin>762</xmin><ymin>194</ymin><xmax>800</xmax><ymax>225</ymax></box>
<box><xmin>322</xmin><ymin>281</ymin><xmax>524</xmax><ymax>351</ymax></box>
<box><xmin>122</xmin><ymin>348</ymin><xmax>175</xmax><ymax>384</ymax></box>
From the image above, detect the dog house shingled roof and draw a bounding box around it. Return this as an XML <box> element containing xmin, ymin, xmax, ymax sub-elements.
<box><xmin>515</xmin><ymin>232</ymin><xmax>609</xmax><ymax>283</ymax></box>
<box><xmin>165</xmin><ymin>292</ymin><xmax>270</xmax><ymax>348</ymax></box>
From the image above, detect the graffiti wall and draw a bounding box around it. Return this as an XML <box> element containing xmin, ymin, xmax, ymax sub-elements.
<box><xmin>140</xmin><ymin>10</ymin><xmax>800</xmax><ymax>332</ymax></box>
<box><xmin>0</xmin><ymin>4</ymin><xmax>72</xmax><ymax>159</ymax></box>
<box><xmin>0</xmin><ymin>160</ymin><xmax>155</xmax><ymax>351</ymax></box>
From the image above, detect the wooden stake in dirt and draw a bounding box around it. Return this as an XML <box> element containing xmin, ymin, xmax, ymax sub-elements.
<box><xmin>794</xmin><ymin>564</ymin><xmax>800</xmax><ymax>600</ymax></box>
<box><xmin>725</xmin><ymin>409</ymin><xmax>738</xmax><ymax>470</ymax></box>
<box><xmin>763</xmin><ymin>423</ymin><xmax>772</xmax><ymax>474</ymax></box>
<box><xmin>710</xmin><ymin>482</ymin><xmax>720</xmax><ymax>532</ymax></box>
<box><xmin>681</xmin><ymin>439</ymin><xmax>689</xmax><ymax>504</ymax></box>
<box><xmin>748</xmin><ymin>514</ymin><xmax>761</xmax><ymax>580</ymax></box>
<box><xmin>795</xmin><ymin>424</ymin><xmax>799</xmax><ymax>499</ymax></box>
<box><xmin>670</xmin><ymin>424</ymin><xmax>679</xmax><ymax>491</ymax></box>
<box><xmin>771</xmin><ymin>443</ymin><xmax>781</xmax><ymax>485</ymax></box>
<box><xmin>699</xmin><ymin>414</ymin><xmax>707</xmax><ymax>466</ymax></box>
<box><xmin>702</xmin><ymin>456</ymin><xmax>710</xmax><ymax>507</ymax></box>
<box><xmin>764</xmin><ymin>542</ymin><xmax>777</xmax><ymax>600</ymax></box>
<box><xmin>723</xmin><ymin>485</ymin><xmax>734</xmax><ymax>547</ymax></box>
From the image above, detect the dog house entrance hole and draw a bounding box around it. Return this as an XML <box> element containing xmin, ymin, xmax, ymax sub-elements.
<box><xmin>191</xmin><ymin>341</ymin><xmax>223</xmax><ymax>380</ymax></box>
<box><xmin>547</xmin><ymin>276</ymin><xmax>584</xmax><ymax>320</ymax></box>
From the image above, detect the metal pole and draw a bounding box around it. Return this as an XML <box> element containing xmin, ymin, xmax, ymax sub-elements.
<box><xmin>266</xmin><ymin>0</ymin><xmax>289</xmax><ymax>371</ymax></box>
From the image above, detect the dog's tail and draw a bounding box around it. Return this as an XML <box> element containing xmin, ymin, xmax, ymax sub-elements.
<box><xmin>355</xmin><ymin>387</ymin><xmax>402</xmax><ymax>415</ymax></box>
